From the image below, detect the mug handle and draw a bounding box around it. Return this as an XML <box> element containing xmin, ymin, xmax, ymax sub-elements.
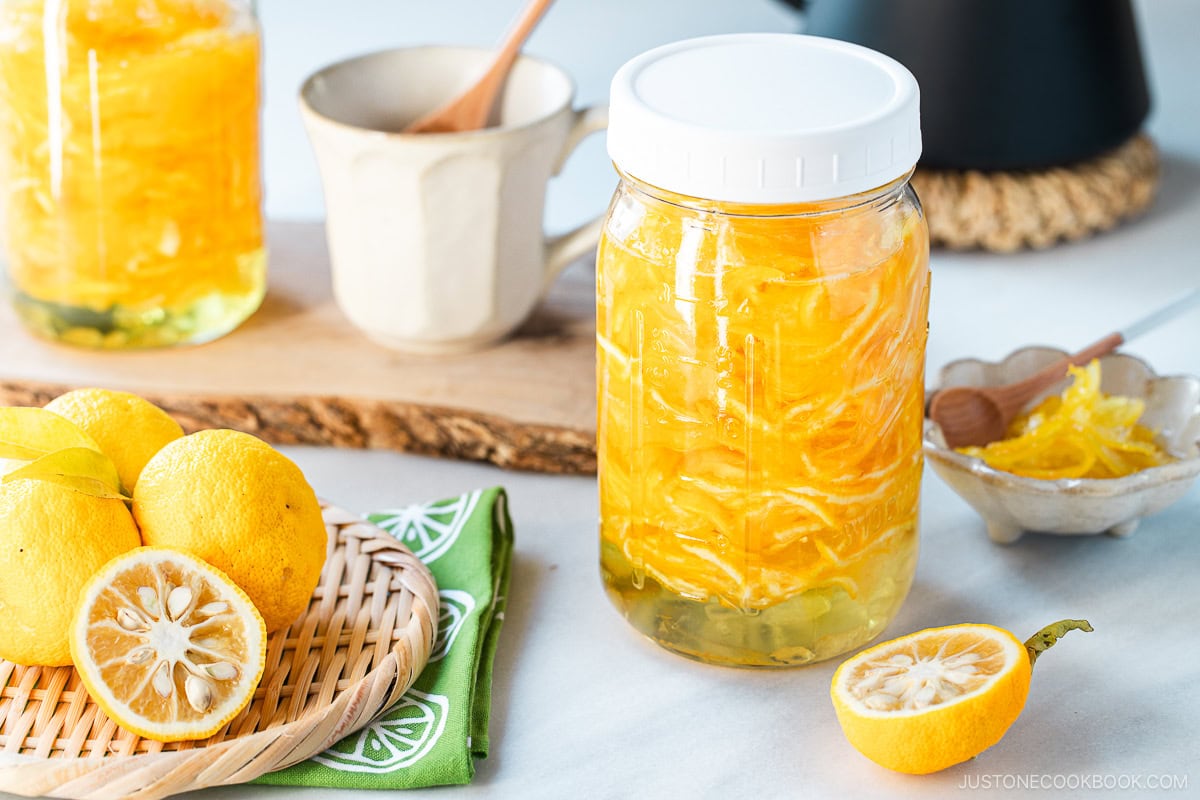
<box><xmin>543</xmin><ymin>104</ymin><xmax>609</xmax><ymax>286</ymax></box>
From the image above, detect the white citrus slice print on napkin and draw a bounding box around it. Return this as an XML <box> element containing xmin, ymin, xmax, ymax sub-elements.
<box><xmin>432</xmin><ymin>589</ymin><xmax>476</xmax><ymax>662</ymax></box>
<box><xmin>313</xmin><ymin>690</ymin><xmax>449</xmax><ymax>773</ymax></box>
<box><xmin>369</xmin><ymin>490</ymin><xmax>481</xmax><ymax>563</ymax></box>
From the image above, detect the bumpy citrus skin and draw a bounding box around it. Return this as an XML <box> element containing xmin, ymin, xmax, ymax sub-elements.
<box><xmin>132</xmin><ymin>429</ymin><xmax>326</xmax><ymax>632</ymax></box>
<box><xmin>830</xmin><ymin>623</ymin><xmax>1031</xmax><ymax>774</ymax></box>
<box><xmin>0</xmin><ymin>479</ymin><xmax>141</xmax><ymax>666</ymax></box>
<box><xmin>45</xmin><ymin>388</ymin><xmax>184</xmax><ymax>492</ymax></box>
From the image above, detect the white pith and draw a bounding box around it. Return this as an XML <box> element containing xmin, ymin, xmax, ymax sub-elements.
<box><xmin>74</xmin><ymin>551</ymin><xmax>265</xmax><ymax>737</ymax></box>
<box><xmin>837</xmin><ymin>627</ymin><xmax>1021</xmax><ymax>716</ymax></box>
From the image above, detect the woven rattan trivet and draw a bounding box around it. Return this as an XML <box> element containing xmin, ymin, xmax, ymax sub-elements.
<box><xmin>912</xmin><ymin>133</ymin><xmax>1159</xmax><ymax>252</ymax></box>
<box><xmin>0</xmin><ymin>502</ymin><xmax>438</xmax><ymax>800</ymax></box>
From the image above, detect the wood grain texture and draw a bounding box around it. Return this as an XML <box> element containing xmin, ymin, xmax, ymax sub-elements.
<box><xmin>0</xmin><ymin>222</ymin><xmax>597</xmax><ymax>473</ymax></box>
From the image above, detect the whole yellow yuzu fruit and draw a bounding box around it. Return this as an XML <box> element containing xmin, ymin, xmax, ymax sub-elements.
<box><xmin>132</xmin><ymin>429</ymin><xmax>326</xmax><ymax>632</ymax></box>
<box><xmin>45</xmin><ymin>388</ymin><xmax>184</xmax><ymax>492</ymax></box>
<box><xmin>0</xmin><ymin>479</ymin><xmax>141</xmax><ymax>666</ymax></box>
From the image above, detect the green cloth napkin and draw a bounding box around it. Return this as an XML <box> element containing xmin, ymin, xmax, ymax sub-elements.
<box><xmin>256</xmin><ymin>486</ymin><xmax>513</xmax><ymax>788</ymax></box>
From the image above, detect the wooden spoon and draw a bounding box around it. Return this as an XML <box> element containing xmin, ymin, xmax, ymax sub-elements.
<box><xmin>404</xmin><ymin>0</ymin><xmax>556</xmax><ymax>134</ymax></box>
<box><xmin>929</xmin><ymin>288</ymin><xmax>1200</xmax><ymax>449</ymax></box>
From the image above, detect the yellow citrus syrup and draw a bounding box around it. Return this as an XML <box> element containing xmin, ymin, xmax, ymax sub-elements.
<box><xmin>0</xmin><ymin>0</ymin><xmax>264</xmax><ymax>348</ymax></box>
<box><xmin>597</xmin><ymin>176</ymin><xmax>930</xmax><ymax>667</ymax></box>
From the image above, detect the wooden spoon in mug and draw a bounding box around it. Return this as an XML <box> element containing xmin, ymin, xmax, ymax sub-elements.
<box><xmin>404</xmin><ymin>0</ymin><xmax>556</xmax><ymax>134</ymax></box>
<box><xmin>929</xmin><ymin>288</ymin><xmax>1200</xmax><ymax>449</ymax></box>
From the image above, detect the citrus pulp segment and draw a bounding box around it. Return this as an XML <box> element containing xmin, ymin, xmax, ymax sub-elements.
<box><xmin>70</xmin><ymin>547</ymin><xmax>267</xmax><ymax>743</ymax></box>
<box><xmin>830</xmin><ymin>623</ymin><xmax>1031</xmax><ymax>774</ymax></box>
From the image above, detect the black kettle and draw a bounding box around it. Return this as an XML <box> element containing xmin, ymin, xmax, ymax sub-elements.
<box><xmin>793</xmin><ymin>0</ymin><xmax>1151</xmax><ymax>171</ymax></box>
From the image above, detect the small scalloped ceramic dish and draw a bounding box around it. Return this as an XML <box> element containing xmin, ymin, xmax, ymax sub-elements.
<box><xmin>924</xmin><ymin>347</ymin><xmax>1200</xmax><ymax>543</ymax></box>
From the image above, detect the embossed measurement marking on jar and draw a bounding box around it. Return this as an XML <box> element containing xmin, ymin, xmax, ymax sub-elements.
<box><xmin>843</xmin><ymin>495</ymin><xmax>905</xmax><ymax>543</ymax></box>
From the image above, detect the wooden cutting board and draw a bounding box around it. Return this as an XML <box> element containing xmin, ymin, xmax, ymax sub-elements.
<box><xmin>0</xmin><ymin>221</ymin><xmax>597</xmax><ymax>473</ymax></box>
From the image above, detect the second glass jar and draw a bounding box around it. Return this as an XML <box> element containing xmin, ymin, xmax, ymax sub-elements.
<box><xmin>0</xmin><ymin>0</ymin><xmax>265</xmax><ymax>348</ymax></box>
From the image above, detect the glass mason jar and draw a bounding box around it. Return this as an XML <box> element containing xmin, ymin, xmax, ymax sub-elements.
<box><xmin>597</xmin><ymin>34</ymin><xmax>930</xmax><ymax>667</ymax></box>
<box><xmin>0</xmin><ymin>0</ymin><xmax>265</xmax><ymax>348</ymax></box>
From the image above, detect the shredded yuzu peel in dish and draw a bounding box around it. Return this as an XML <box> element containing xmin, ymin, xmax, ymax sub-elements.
<box><xmin>958</xmin><ymin>360</ymin><xmax>1171</xmax><ymax>479</ymax></box>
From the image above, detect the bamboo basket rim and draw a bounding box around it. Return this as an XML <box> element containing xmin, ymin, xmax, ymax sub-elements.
<box><xmin>0</xmin><ymin>501</ymin><xmax>439</xmax><ymax>800</ymax></box>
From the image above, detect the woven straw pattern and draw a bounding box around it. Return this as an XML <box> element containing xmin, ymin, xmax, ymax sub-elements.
<box><xmin>913</xmin><ymin>133</ymin><xmax>1159</xmax><ymax>252</ymax></box>
<box><xmin>0</xmin><ymin>502</ymin><xmax>438</xmax><ymax>800</ymax></box>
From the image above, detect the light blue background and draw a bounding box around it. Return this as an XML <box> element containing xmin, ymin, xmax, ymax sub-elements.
<box><xmin>259</xmin><ymin>0</ymin><xmax>1195</xmax><ymax>235</ymax></box>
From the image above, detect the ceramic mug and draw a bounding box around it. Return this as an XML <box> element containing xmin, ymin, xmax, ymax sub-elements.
<box><xmin>299</xmin><ymin>47</ymin><xmax>607</xmax><ymax>354</ymax></box>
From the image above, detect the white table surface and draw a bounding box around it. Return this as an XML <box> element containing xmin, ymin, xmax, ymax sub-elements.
<box><xmin>8</xmin><ymin>1</ymin><xmax>1200</xmax><ymax>798</ymax></box>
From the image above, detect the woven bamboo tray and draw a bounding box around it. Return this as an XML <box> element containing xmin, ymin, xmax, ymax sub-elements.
<box><xmin>0</xmin><ymin>502</ymin><xmax>439</xmax><ymax>800</ymax></box>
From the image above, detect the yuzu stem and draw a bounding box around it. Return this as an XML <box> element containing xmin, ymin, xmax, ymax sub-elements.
<box><xmin>1024</xmin><ymin>619</ymin><xmax>1094</xmax><ymax>667</ymax></box>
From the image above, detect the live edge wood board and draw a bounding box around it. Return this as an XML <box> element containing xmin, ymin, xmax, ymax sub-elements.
<box><xmin>0</xmin><ymin>222</ymin><xmax>597</xmax><ymax>474</ymax></box>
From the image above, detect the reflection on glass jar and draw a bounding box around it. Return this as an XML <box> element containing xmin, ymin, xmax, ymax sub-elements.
<box><xmin>0</xmin><ymin>0</ymin><xmax>264</xmax><ymax>348</ymax></box>
<box><xmin>597</xmin><ymin>34</ymin><xmax>930</xmax><ymax>667</ymax></box>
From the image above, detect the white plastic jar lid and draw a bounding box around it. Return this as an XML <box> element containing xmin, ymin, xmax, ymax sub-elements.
<box><xmin>607</xmin><ymin>33</ymin><xmax>922</xmax><ymax>204</ymax></box>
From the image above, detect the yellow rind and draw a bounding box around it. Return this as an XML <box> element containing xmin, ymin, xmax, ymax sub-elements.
<box><xmin>0</xmin><ymin>479</ymin><xmax>140</xmax><ymax>666</ymax></box>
